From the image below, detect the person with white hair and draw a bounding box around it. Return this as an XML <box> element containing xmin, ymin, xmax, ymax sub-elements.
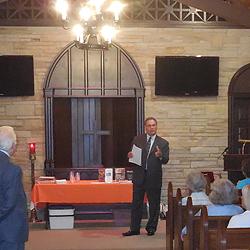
<box><xmin>182</xmin><ymin>171</ymin><xmax>211</xmax><ymax>206</ymax></box>
<box><xmin>227</xmin><ymin>184</ymin><xmax>250</xmax><ymax>228</ymax></box>
<box><xmin>0</xmin><ymin>126</ymin><xmax>29</xmax><ymax>250</ymax></box>
<box><xmin>207</xmin><ymin>179</ymin><xmax>243</xmax><ymax>216</ymax></box>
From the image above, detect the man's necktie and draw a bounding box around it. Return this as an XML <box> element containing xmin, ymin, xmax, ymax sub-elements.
<box><xmin>145</xmin><ymin>137</ymin><xmax>152</xmax><ymax>170</ymax></box>
<box><xmin>146</xmin><ymin>136</ymin><xmax>152</xmax><ymax>156</ymax></box>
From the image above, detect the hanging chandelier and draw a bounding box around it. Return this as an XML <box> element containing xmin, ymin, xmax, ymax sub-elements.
<box><xmin>55</xmin><ymin>0</ymin><xmax>125</xmax><ymax>50</ymax></box>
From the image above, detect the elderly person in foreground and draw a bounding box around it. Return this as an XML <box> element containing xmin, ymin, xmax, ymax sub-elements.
<box><xmin>0</xmin><ymin>126</ymin><xmax>29</xmax><ymax>250</ymax></box>
<box><xmin>206</xmin><ymin>179</ymin><xmax>243</xmax><ymax>216</ymax></box>
<box><xmin>182</xmin><ymin>171</ymin><xmax>211</xmax><ymax>206</ymax></box>
<box><xmin>227</xmin><ymin>184</ymin><xmax>250</xmax><ymax>228</ymax></box>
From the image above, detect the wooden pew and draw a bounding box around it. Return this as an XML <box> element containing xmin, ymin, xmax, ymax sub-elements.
<box><xmin>166</xmin><ymin>181</ymin><xmax>174</xmax><ymax>250</ymax></box>
<box><xmin>183</xmin><ymin>198</ymin><xmax>204</xmax><ymax>250</ymax></box>
<box><xmin>166</xmin><ymin>184</ymin><xmax>187</xmax><ymax>250</ymax></box>
<box><xmin>184</xmin><ymin>204</ymin><xmax>231</xmax><ymax>250</ymax></box>
<box><xmin>174</xmin><ymin>193</ymin><xmax>205</xmax><ymax>250</ymax></box>
<box><xmin>174</xmin><ymin>188</ymin><xmax>184</xmax><ymax>250</ymax></box>
<box><xmin>219</xmin><ymin>225</ymin><xmax>250</xmax><ymax>249</ymax></box>
<box><xmin>199</xmin><ymin>205</ymin><xmax>250</xmax><ymax>250</ymax></box>
<box><xmin>199</xmin><ymin>206</ymin><xmax>230</xmax><ymax>250</ymax></box>
<box><xmin>166</xmin><ymin>182</ymin><xmax>211</xmax><ymax>250</ymax></box>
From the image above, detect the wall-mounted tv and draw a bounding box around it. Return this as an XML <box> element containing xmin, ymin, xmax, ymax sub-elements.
<box><xmin>0</xmin><ymin>55</ymin><xmax>34</xmax><ymax>97</ymax></box>
<box><xmin>155</xmin><ymin>56</ymin><xmax>219</xmax><ymax>96</ymax></box>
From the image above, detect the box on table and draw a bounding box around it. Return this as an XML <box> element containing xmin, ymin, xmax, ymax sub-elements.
<box><xmin>105</xmin><ymin>168</ymin><xmax>113</xmax><ymax>183</ymax></box>
<box><xmin>48</xmin><ymin>205</ymin><xmax>75</xmax><ymax>229</ymax></box>
<box><xmin>115</xmin><ymin>168</ymin><xmax>125</xmax><ymax>181</ymax></box>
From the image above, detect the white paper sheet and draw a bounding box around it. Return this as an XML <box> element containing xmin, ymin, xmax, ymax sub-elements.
<box><xmin>129</xmin><ymin>144</ymin><xmax>142</xmax><ymax>166</ymax></box>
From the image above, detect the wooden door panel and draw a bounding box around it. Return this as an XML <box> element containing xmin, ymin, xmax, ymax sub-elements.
<box><xmin>53</xmin><ymin>97</ymin><xmax>136</xmax><ymax>169</ymax></box>
<box><xmin>53</xmin><ymin>98</ymin><xmax>72</xmax><ymax>168</ymax></box>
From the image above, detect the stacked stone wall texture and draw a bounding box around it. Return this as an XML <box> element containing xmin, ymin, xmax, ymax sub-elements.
<box><xmin>0</xmin><ymin>27</ymin><xmax>250</xmax><ymax>201</ymax></box>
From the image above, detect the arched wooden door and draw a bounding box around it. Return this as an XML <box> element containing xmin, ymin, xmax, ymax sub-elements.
<box><xmin>44</xmin><ymin>42</ymin><xmax>145</xmax><ymax>176</ymax></box>
<box><xmin>228</xmin><ymin>63</ymin><xmax>250</xmax><ymax>153</ymax></box>
<box><xmin>225</xmin><ymin>63</ymin><xmax>250</xmax><ymax>183</ymax></box>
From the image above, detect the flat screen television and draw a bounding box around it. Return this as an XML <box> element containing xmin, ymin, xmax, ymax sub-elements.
<box><xmin>0</xmin><ymin>55</ymin><xmax>34</xmax><ymax>97</ymax></box>
<box><xmin>155</xmin><ymin>56</ymin><xmax>219</xmax><ymax>96</ymax></box>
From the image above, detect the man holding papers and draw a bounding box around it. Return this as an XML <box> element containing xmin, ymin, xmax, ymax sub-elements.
<box><xmin>123</xmin><ymin>117</ymin><xmax>169</xmax><ymax>236</ymax></box>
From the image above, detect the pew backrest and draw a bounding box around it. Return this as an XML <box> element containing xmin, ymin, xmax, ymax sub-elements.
<box><xmin>166</xmin><ymin>181</ymin><xmax>174</xmax><ymax>250</ymax></box>
<box><xmin>199</xmin><ymin>206</ymin><xmax>231</xmax><ymax>250</ymax></box>
<box><xmin>220</xmin><ymin>227</ymin><xmax>250</xmax><ymax>250</ymax></box>
<box><xmin>184</xmin><ymin>205</ymin><xmax>231</xmax><ymax>250</ymax></box>
<box><xmin>175</xmin><ymin>196</ymin><xmax>203</xmax><ymax>250</ymax></box>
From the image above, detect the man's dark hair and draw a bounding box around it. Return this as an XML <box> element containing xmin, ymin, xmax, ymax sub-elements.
<box><xmin>241</xmin><ymin>158</ymin><xmax>250</xmax><ymax>178</ymax></box>
<box><xmin>144</xmin><ymin>117</ymin><xmax>157</xmax><ymax>125</ymax></box>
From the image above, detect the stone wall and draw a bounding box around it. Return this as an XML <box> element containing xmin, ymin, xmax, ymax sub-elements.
<box><xmin>0</xmin><ymin>26</ymin><xmax>250</xmax><ymax>202</ymax></box>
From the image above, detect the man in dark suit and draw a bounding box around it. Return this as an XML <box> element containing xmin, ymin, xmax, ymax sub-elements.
<box><xmin>123</xmin><ymin>117</ymin><xmax>169</xmax><ymax>236</ymax></box>
<box><xmin>0</xmin><ymin>126</ymin><xmax>29</xmax><ymax>250</ymax></box>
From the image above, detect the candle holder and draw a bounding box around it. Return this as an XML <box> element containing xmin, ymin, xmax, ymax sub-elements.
<box><xmin>29</xmin><ymin>142</ymin><xmax>39</xmax><ymax>223</ymax></box>
<box><xmin>29</xmin><ymin>143</ymin><xmax>36</xmax><ymax>187</ymax></box>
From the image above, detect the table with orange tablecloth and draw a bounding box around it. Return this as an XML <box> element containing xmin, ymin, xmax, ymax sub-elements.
<box><xmin>31</xmin><ymin>180</ymin><xmax>133</xmax><ymax>205</ymax></box>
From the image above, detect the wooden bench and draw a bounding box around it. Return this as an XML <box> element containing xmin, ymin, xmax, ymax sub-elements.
<box><xmin>166</xmin><ymin>185</ymin><xmax>204</xmax><ymax>250</ymax></box>
<box><xmin>219</xmin><ymin>223</ymin><xmax>250</xmax><ymax>249</ymax></box>
<box><xmin>199</xmin><ymin>206</ymin><xmax>231</xmax><ymax>250</ymax></box>
<box><xmin>184</xmin><ymin>204</ymin><xmax>231</xmax><ymax>250</ymax></box>
<box><xmin>166</xmin><ymin>179</ymin><xmax>211</xmax><ymax>250</ymax></box>
<box><xmin>182</xmin><ymin>198</ymin><xmax>207</xmax><ymax>250</ymax></box>
<box><xmin>199</xmin><ymin>205</ymin><xmax>250</xmax><ymax>249</ymax></box>
<box><xmin>166</xmin><ymin>184</ymin><xmax>186</xmax><ymax>250</ymax></box>
<box><xmin>166</xmin><ymin>181</ymin><xmax>174</xmax><ymax>250</ymax></box>
<box><xmin>176</xmin><ymin>195</ymin><xmax>207</xmax><ymax>250</ymax></box>
<box><xmin>174</xmin><ymin>188</ymin><xmax>184</xmax><ymax>250</ymax></box>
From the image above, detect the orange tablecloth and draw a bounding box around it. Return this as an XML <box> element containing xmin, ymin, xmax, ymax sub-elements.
<box><xmin>31</xmin><ymin>180</ymin><xmax>133</xmax><ymax>204</ymax></box>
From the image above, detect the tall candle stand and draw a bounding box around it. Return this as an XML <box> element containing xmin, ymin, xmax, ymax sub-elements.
<box><xmin>29</xmin><ymin>143</ymin><xmax>38</xmax><ymax>222</ymax></box>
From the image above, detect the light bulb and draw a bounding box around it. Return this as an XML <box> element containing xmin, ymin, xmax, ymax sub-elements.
<box><xmin>88</xmin><ymin>0</ymin><xmax>106</xmax><ymax>14</ymax></box>
<box><xmin>55</xmin><ymin>0</ymin><xmax>69</xmax><ymax>20</ymax></box>
<box><xmin>79</xmin><ymin>7</ymin><xmax>93</xmax><ymax>22</ymax></box>
<box><xmin>73</xmin><ymin>24</ymin><xmax>85</xmax><ymax>43</ymax></box>
<box><xmin>101</xmin><ymin>25</ymin><xmax>116</xmax><ymax>43</ymax></box>
<box><xmin>108</xmin><ymin>1</ymin><xmax>125</xmax><ymax>21</ymax></box>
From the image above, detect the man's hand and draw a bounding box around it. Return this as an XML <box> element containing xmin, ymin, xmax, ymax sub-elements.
<box><xmin>128</xmin><ymin>151</ymin><xmax>134</xmax><ymax>158</ymax></box>
<box><xmin>155</xmin><ymin>146</ymin><xmax>162</xmax><ymax>158</ymax></box>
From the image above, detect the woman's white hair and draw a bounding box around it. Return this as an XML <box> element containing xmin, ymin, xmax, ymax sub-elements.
<box><xmin>0</xmin><ymin>126</ymin><xmax>17</xmax><ymax>153</ymax></box>
<box><xmin>185</xmin><ymin>171</ymin><xmax>207</xmax><ymax>192</ymax></box>
<box><xmin>209</xmin><ymin>179</ymin><xmax>238</xmax><ymax>205</ymax></box>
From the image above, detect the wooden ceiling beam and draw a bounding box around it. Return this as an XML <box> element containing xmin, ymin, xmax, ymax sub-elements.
<box><xmin>175</xmin><ymin>0</ymin><xmax>250</xmax><ymax>28</ymax></box>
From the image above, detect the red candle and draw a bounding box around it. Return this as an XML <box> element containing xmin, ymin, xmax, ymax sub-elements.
<box><xmin>29</xmin><ymin>143</ymin><xmax>36</xmax><ymax>154</ymax></box>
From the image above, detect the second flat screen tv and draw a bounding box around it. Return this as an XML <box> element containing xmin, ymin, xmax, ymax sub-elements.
<box><xmin>155</xmin><ymin>56</ymin><xmax>219</xmax><ymax>96</ymax></box>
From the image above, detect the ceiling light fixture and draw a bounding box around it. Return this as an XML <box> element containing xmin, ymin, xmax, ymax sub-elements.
<box><xmin>55</xmin><ymin>0</ymin><xmax>125</xmax><ymax>50</ymax></box>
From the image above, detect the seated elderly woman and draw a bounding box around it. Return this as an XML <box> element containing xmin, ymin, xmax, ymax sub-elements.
<box><xmin>206</xmin><ymin>179</ymin><xmax>243</xmax><ymax>216</ymax></box>
<box><xmin>236</xmin><ymin>158</ymin><xmax>250</xmax><ymax>189</ymax></box>
<box><xmin>182</xmin><ymin>171</ymin><xmax>211</xmax><ymax>206</ymax></box>
<box><xmin>228</xmin><ymin>184</ymin><xmax>250</xmax><ymax>228</ymax></box>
